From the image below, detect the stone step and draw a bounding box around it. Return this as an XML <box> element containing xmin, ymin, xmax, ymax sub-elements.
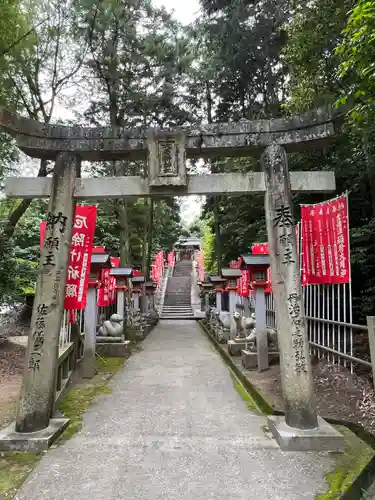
<box><xmin>161</xmin><ymin>308</ymin><xmax>193</xmax><ymax>312</ymax></box>
<box><xmin>161</xmin><ymin>313</ymin><xmax>194</xmax><ymax>317</ymax></box>
<box><xmin>161</xmin><ymin>308</ymin><xmax>193</xmax><ymax>314</ymax></box>
<box><xmin>163</xmin><ymin>304</ymin><xmax>192</xmax><ymax>307</ymax></box>
<box><xmin>163</xmin><ymin>305</ymin><xmax>192</xmax><ymax>308</ymax></box>
<box><xmin>160</xmin><ymin>317</ymin><xmax>196</xmax><ymax>320</ymax></box>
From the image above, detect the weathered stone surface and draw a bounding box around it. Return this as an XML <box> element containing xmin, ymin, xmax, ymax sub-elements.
<box><xmin>0</xmin><ymin>107</ymin><xmax>339</xmax><ymax>160</ymax></box>
<box><xmin>96</xmin><ymin>341</ymin><xmax>131</xmax><ymax>357</ymax></box>
<box><xmin>267</xmin><ymin>415</ymin><xmax>344</xmax><ymax>452</ymax></box>
<box><xmin>15</xmin><ymin>153</ymin><xmax>78</xmax><ymax>433</ymax></box>
<box><xmin>242</xmin><ymin>350</ymin><xmax>279</xmax><ymax>370</ymax></box>
<box><xmin>148</xmin><ymin>133</ymin><xmax>187</xmax><ymax>187</ymax></box>
<box><xmin>262</xmin><ymin>144</ymin><xmax>318</xmax><ymax>431</ymax></box>
<box><xmin>228</xmin><ymin>340</ymin><xmax>246</xmax><ymax>356</ymax></box>
<box><xmin>0</xmin><ymin>419</ymin><xmax>69</xmax><ymax>452</ymax></box>
<box><xmin>4</xmin><ymin>171</ymin><xmax>336</xmax><ymax>199</ymax></box>
<box><xmin>82</xmin><ymin>287</ymin><xmax>96</xmax><ymax>379</ymax></box>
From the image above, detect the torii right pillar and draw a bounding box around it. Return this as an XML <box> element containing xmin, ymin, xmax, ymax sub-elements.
<box><xmin>262</xmin><ymin>144</ymin><xmax>344</xmax><ymax>452</ymax></box>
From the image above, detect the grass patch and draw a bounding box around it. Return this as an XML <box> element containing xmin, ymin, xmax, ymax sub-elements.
<box><xmin>316</xmin><ymin>426</ymin><xmax>375</xmax><ymax>499</ymax></box>
<box><xmin>230</xmin><ymin>370</ymin><xmax>262</xmax><ymax>414</ymax></box>
<box><xmin>57</xmin><ymin>356</ymin><xmax>126</xmax><ymax>443</ymax></box>
<box><xmin>0</xmin><ymin>451</ymin><xmax>41</xmax><ymax>499</ymax></box>
<box><xmin>0</xmin><ymin>356</ymin><xmax>127</xmax><ymax>498</ymax></box>
<box><xmin>198</xmin><ymin>320</ymin><xmax>273</xmax><ymax>415</ymax></box>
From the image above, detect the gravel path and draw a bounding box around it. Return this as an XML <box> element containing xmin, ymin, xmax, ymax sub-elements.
<box><xmin>16</xmin><ymin>320</ymin><xmax>334</xmax><ymax>500</ymax></box>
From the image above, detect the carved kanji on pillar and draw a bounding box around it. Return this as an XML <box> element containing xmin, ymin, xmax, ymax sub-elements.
<box><xmin>148</xmin><ymin>133</ymin><xmax>187</xmax><ymax>188</ymax></box>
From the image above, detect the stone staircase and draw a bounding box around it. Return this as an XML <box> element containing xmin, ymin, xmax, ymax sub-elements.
<box><xmin>160</xmin><ymin>260</ymin><xmax>195</xmax><ymax>320</ymax></box>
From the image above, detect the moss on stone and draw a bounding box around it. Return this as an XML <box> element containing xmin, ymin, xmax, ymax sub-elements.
<box><xmin>57</xmin><ymin>356</ymin><xmax>126</xmax><ymax>443</ymax></box>
<box><xmin>230</xmin><ymin>371</ymin><xmax>262</xmax><ymax>414</ymax></box>
<box><xmin>316</xmin><ymin>426</ymin><xmax>375</xmax><ymax>499</ymax></box>
<box><xmin>0</xmin><ymin>356</ymin><xmax>126</xmax><ymax>498</ymax></box>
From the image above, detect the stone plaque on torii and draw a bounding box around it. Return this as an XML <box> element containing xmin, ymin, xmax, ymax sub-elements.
<box><xmin>0</xmin><ymin>107</ymin><xmax>344</xmax><ymax>452</ymax></box>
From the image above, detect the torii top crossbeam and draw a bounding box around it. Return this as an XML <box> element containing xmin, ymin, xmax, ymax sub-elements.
<box><xmin>0</xmin><ymin>107</ymin><xmax>340</xmax><ymax>198</ymax></box>
<box><xmin>0</xmin><ymin>107</ymin><xmax>341</xmax><ymax>161</ymax></box>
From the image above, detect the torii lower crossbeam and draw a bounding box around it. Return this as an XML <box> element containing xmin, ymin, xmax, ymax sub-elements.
<box><xmin>5</xmin><ymin>171</ymin><xmax>335</xmax><ymax>199</ymax></box>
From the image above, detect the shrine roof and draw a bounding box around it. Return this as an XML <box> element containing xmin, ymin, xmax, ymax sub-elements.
<box><xmin>132</xmin><ymin>276</ymin><xmax>145</xmax><ymax>283</ymax></box>
<box><xmin>208</xmin><ymin>276</ymin><xmax>226</xmax><ymax>282</ymax></box>
<box><xmin>91</xmin><ymin>254</ymin><xmax>112</xmax><ymax>267</ymax></box>
<box><xmin>110</xmin><ymin>267</ymin><xmax>133</xmax><ymax>277</ymax></box>
<box><xmin>221</xmin><ymin>268</ymin><xmax>242</xmax><ymax>278</ymax></box>
<box><xmin>241</xmin><ymin>254</ymin><xmax>270</xmax><ymax>266</ymax></box>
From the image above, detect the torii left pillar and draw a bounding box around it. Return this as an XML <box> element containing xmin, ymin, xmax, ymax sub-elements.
<box><xmin>0</xmin><ymin>153</ymin><xmax>79</xmax><ymax>451</ymax></box>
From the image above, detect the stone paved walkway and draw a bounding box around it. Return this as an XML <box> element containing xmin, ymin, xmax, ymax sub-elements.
<box><xmin>16</xmin><ymin>320</ymin><xmax>334</xmax><ymax>500</ymax></box>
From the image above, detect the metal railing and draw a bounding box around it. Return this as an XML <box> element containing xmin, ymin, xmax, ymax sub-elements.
<box><xmin>264</xmin><ymin>291</ymin><xmax>371</xmax><ymax>376</ymax></box>
<box><xmin>59</xmin><ymin>309</ymin><xmax>85</xmax><ymax>348</ymax></box>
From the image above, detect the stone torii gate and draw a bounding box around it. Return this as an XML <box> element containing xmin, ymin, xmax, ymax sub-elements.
<box><xmin>0</xmin><ymin>107</ymin><xmax>343</xmax><ymax>452</ymax></box>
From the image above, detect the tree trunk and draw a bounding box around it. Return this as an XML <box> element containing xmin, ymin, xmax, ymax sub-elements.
<box><xmin>117</xmin><ymin>199</ymin><xmax>130</xmax><ymax>266</ymax></box>
<box><xmin>213</xmin><ymin>199</ymin><xmax>222</xmax><ymax>274</ymax></box>
<box><xmin>146</xmin><ymin>199</ymin><xmax>154</xmax><ymax>279</ymax></box>
<box><xmin>362</xmin><ymin>129</ymin><xmax>375</xmax><ymax>217</ymax></box>
<box><xmin>113</xmin><ymin>160</ymin><xmax>130</xmax><ymax>266</ymax></box>
<box><xmin>0</xmin><ymin>159</ymin><xmax>48</xmax><ymax>257</ymax></box>
<box><xmin>142</xmin><ymin>198</ymin><xmax>149</xmax><ymax>274</ymax></box>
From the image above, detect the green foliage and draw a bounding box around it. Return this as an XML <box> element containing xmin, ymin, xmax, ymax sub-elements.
<box><xmin>336</xmin><ymin>0</ymin><xmax>375</xmax><ymax>123</ymax></box>
<box><xmin>201</xmin><ymin>217</ymin><xmax>217</xmax><ymax>274</ymax></box>
<box><xmin>283</xmin><ymin>0</ymin><xmax>355</xmax><ymax>111</ymax></box>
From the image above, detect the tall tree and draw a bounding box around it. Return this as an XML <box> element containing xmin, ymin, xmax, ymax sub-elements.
<box><xmin>0</xmin><ymin>0</ymin><xmax>93</xmax><ymax>257</ymax></box>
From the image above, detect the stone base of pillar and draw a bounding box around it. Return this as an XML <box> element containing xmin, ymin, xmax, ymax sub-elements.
<box><xmin>241</xmin><ymin>350</ymin><xmax>279</xmax><ymax>370</ymax></box>
<box><xmin>267</xmin><ymin>415</ymin><xmax>344</xmax><ymax>452</ymax></box>
<box><xmin>96</xmin><ymin>341</ymin><xmax>131</xmax><ymax>357</ymax></box>
<box><xmin>0</xmin><ymin>418</ymin><xmax>70</xmax><ymax>452</ymax></box>
<box><xmin>228</xmin><ymin>340</ymin><xmax>246</xmax><ymax>356</ymax></box>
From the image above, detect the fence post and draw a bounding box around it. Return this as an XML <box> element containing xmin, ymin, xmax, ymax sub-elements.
<box><xmin>366</xmin><ymin>316</ymin><xmax>375</xmax><ymax>390</ymax></box>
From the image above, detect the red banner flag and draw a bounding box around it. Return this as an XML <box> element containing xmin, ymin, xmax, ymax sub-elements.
<box><xmin>97</xmin><ymin>268</ymin><xmax>111</xmax><ymax>307</ymax></box>
<box><xmin>40</xmin><ymin>220</ymin><xmax>46</xmax><ymax>248</ymax></box>
<box><xmin>168</xmin><ymin>250</ymin><xmax>175</xmax><ymax>267</ymax></box>
<box><xmin>238</xmin><ymin>269</ymin><xmax>250</xmax><ymax>297</ymax></box>
<box><xmin>64</xmin><ymin>206</ymin><xmax>97</xmax><ymax>310</ymax></box>
<box><xmin>109</xmin><ymin>257</ymin><xmax>120</xmax><ymax>304</ymax></box>
<box><xmin>251</xmin><ymin>243</ymin><xmax>269</xmax><ymax>254</ymax></box>
<box><xmin>301</xmin><ymin>195</ymin><xmax>350</xmax><ymax>285</ymax></box>
<box><xmin>152</xmin><ymin>251</ymin><xmax>164</xmax><ymax>287</ymax></box>
<box><xmin>110</xmin><ymin>257</ymin><xmax>120</xmax><ymax>267</ymax></box>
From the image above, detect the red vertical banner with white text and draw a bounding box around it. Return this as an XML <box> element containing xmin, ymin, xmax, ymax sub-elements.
<box><xmin>300</xmin><ymin>194</ymin><xmax>350</xmax><ymax>285</ymax></box>
<box><xmin>238</xmin><ymin>269</ymin><xmax>250</xmax><ymax>297</ymax></box>
<box><xmin>168</xmin><ymin>250</ymin><xmax>175</xmax><ymax>268</ymax></box>
<box><xmin>109</xmin><ymin>257</ymin><xmax>120</xmax><ymax>304</ymax></box>
<box><xmin>152</xmin><ymin>251</ymin><xmax>164</xmax><ymax>288</ymax></box>
<box><xmin>97</xmin><ymin>269</ymin><xmax>110</xmax><ymax>307</ymax></box>
<box><xmin>64</xmin><ymin>206</ymin><xmax>97</xmax><ymax>310</ymax></box>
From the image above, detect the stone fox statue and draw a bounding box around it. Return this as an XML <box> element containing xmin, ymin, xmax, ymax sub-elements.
<box><xmin>97</xmin><ymin>314</ymin><xmax>124</xmax><ymax>337</ymax></box>
<box><xmin>233</xmin><ymin>311</ymin><xmax>278</xmax><ymax>349</ymax></box>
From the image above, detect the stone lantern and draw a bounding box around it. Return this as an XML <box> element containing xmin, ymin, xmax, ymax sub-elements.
<box><xmin>208</xmin><ymin>276</ymin><xmax>227</xmax><ymax>312</ymax></box>
<box><xmin>110</xmin><ymin>267</ymin><xmax>133</xmax><ymax>317</ymax></box>
<box><xmin>145</xmin><ymin>280</ymin><xmax>157</xmax><ymax>311</ymax></box>
<box><xmin>220</xmin><ymin>268</ymin><xmax>242</xmax><ymax>338</ymax></box>
<box><xmin>131</xmin><ymin>275</ymin><xmax>145</xmax><ymax>311</ymax></box>
<box><xmin>83</xmin><ymin>253</ymin><xmax>112</xmax><ymax>379</ymax></box>
<box><xmin>240</xmin><ymin>255</ymin><xmax>271</xmax><ymax>372</ymax></box>
<box><xmin>201</xmin><ymin>281</ymin><xmax>213</xmax><ymax>313</ymax></box>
